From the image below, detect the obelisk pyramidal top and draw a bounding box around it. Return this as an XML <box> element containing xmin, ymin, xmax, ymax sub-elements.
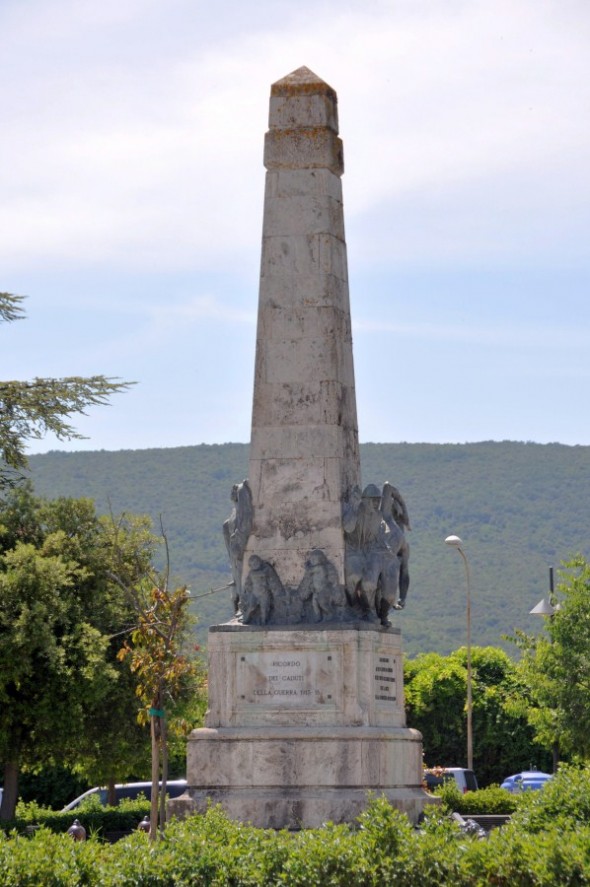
<box><xmin>223</xmin><ymin>67</ymin><xmax>410</xmax><ymax>628</ymax></box>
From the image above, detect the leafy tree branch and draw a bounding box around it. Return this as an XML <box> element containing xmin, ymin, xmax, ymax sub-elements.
<box><xmin>0</xmin><ymin>292</ymin><xmax>132</xmax><ymax>484</ymax></box>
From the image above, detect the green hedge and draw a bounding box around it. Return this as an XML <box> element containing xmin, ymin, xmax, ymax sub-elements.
<box><xmin>509</xmin><ymin>763</ymin><xmax>590</xmax><ymax>834</ymax></box>
<box><xmin>2</xmin><ymin>801</ymin><xmax>590</xmax><ymax>886</ymax></box>
<box><xmin>1</xmin><ymin>797</ymin><xmax>151</xmax><ymax>839</ymax></box>
<box><xmin>434</xmin><ymin>782</ymin><xmax>521</xmax><ymax>815</ymax></box>
<box><xmin>2</xmin><ymin>768</ymin><xmax>590</xmax><ymax>885</ymax></box>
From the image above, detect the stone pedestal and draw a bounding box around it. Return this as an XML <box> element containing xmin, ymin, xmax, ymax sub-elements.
<box><xmin>169</xmin><ymin>624</ymin><xmax>430</xmax><ymax>828</ymax></box>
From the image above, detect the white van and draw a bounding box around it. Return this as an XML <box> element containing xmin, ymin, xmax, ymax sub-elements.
<box><xmin>62</xmin><ymin>779</ymin><xmax>187</xmax><ymax>811</ymax></box>
<box><xmin>424</xmin><ymin>767</ymin><xmax>478</xmax><ymax>794</ymax></box>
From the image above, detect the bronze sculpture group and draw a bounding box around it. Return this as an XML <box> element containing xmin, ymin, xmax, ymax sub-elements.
<box><xmin>223</xmin><ymin>480</ymin><xmax>411</xmax><ymax>628</ymax></box>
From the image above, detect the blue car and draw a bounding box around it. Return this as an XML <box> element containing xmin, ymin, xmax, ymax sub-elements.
<box><xmin>500</xmin><ymin>771</ymin><xmax>552</xmax><ymax>792</ymax></box>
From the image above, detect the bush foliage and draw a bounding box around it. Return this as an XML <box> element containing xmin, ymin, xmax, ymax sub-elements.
<box><xmin>435</xmin><ymin>781</ymin><xmax>520</xmax><ymax>815</ymax></box>
<box><xmin>2</xmin><ymin>767</ymin><xmax>590</xmax><ymax>885</ymax></box>
<box><xmin>0</xmin><ymin>796</ymin><xmax>151</xmax><ymax>839</ymax></box>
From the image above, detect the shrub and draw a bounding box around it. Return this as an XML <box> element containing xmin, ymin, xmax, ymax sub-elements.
<box><xmin>1</xmin><ymin>797</ymin><xmax>151</xmax><ymax>839</ymax></box>
<box><xmin>510</xmin><ymin>763</ymin><xmax>590</xmax><ymax>833</ymax></box>
<box><xmin>1</xmin><ymin>787</ymin><xmax>590</xmax><ymax>885</ymax></box>
<box><xmin>0</xmin><ymin>827</ymin><xmax>109</xmax><ymax>886</ymax></box>
<box><xmin>436</xmin><ymin>782</ymin><xmax>520</xmax><ymax>815</ymax></box>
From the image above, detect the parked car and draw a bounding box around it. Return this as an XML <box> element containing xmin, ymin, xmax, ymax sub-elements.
<box><xmin>62</xmin><ymin>779</ymin><xmax>187</xmax><ymax>811</ymax></box>
<box><xmin>423</xmin><ymin>767</ymin><xmax>478</xmax><ymax>794</ymax></box>
<box><xmin>500</xmin><ymin>771</ymin><xmax>552</xmax><ymax>792</ymax></box>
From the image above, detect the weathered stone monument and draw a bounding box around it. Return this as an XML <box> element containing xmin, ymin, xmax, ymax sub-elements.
<box><xmin>172</xmin><ymin>66</ymin><xmax>429</xmax><ymax>828</ymax></box>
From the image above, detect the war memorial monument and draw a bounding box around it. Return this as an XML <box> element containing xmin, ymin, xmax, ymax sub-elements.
<box><xmin>171</xmin><ymin>66</ymin><xmax>429</xmax><ymax>829</ymax></box>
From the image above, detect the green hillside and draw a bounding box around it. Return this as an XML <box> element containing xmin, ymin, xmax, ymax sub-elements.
<box><xmin>27</xmin><ymin>441</ymin><xmax>589</xmax><ymax>656</ymax></box>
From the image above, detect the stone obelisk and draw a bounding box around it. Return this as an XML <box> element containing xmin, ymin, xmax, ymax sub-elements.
<box><xmin>170</xmin><ymin>67</ymin><xmax>431</xmax><ymax>830</ymax></box>
<box><xmin>245</xmin><ymin>65</ymin><xmax>360</xmax><ymax>589</ymax></box>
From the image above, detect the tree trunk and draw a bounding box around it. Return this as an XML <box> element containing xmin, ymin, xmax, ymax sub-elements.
<box><xmin>159</xmin><ymin>714</ymin><xmax>168</xmax><ymax>834</ymax></box>
<box><xmin>149</xmin><ymin>712</ymin><xmax>160</xmax><ymax>842</ymax></box>
<box><xmin>106</xmin><ymin>776</ymin><xmax>117</xmax><ymax>807</ymax></box>
<box><xmin>0</xmin><ymin>761</ymin><xmax>19</xmax><ymax>821</ymax></box>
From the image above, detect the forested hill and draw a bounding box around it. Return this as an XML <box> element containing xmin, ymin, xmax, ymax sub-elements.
<box><xmin>27</xmin><ymin>441</ymin><xmax>589</xmax><ymax>657</ymax></box>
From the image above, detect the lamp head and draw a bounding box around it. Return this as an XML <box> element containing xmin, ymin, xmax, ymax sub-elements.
<box><xmin>445</xmin><ymin>535</ymin><xmax>463</xmax><ymax>548</ymax></box>
<box><xmin>530</xmin><ymin>598</ymin><xmax>556</xmax><ymax>616</ymax></box>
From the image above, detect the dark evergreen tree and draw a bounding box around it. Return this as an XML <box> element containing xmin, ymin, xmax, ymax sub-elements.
<box><xmin>0</xmin><ymin>293</ymin><xmax>129</xmax><ymax>487</ymax></box>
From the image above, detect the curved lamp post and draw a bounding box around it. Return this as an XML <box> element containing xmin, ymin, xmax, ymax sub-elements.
<box><xmin>530</xmin><ymin>566</ymin><xmax>559</xmax><ymax>773</ymax></box>
<box><xmin>445</xmin><ymin>534</ymin><xmax>473</xmax><ymax>771</ymax></box>
<box><xmin>530</xmin><ymin>566</ymin><xmax>558</xmax><ymax>617</ymax></box>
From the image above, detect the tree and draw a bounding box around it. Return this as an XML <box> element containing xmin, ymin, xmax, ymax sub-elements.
<box><xmin>62</xmin><ymin>508</ymin><xmax>162</xmax><ymax>801</ymax></box>
<box><xmin>115</xmin><ymin>525</ymin><xmax>203</xmax><ymax>840</ymax></box>
<box><xmin>0</xmin><ymin>487</ymin><xmax>158</xmax><ymax>820</ymax></box>
<box><xmin>0</xmin><ymin>293</ymin><xmax>130</xmax><ymax>487</ymax></box>
<box><xmin>404</xmin><ymin>646</ymin><xmax>551</xmax><ymax>785</ymax></box>
<box><xmin>513</xmin><ymin>556</ymin><xmax>590</xmax><ymax>763</ymax></box>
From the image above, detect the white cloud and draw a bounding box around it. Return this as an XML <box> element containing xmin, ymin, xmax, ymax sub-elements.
<box><xmin>352</xmin><ymin>317</ymin><xmax>590</xmax><ymax>349</ymax></box>
<box><xmin>2</xmin><ymin>0</ymin><xmax>590</xmax><ymax>450</ymax></box>
<box><xmin>1</xmin><ymin>0</ymin><xmax>589</xmax><ymax>274</ymax></box>
<box><xmin>146</xmin><ymin>294</ymin><xmax>256</xmax><ymax>327</ymax></box>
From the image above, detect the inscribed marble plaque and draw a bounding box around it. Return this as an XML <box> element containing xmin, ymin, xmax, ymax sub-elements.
<box><xmin>236</xmin><ymin>649</ymin><xmax>339</xmax><ymax>706</ymax></box>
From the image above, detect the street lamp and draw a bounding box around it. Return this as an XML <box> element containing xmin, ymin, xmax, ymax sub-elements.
<box><xmin>529</xmin><ymin>566</ymin><xmax>559</xmax><ymax>773</ymax></box>
<box><xmin>445</xmin><ymin>534</ymin><xmax>473</xmax><ymax>771</ymax></box>
<box><xmin>530</xmin><ymin>566</ymin><xmax>558</xmax><ymax>617</ymax></box>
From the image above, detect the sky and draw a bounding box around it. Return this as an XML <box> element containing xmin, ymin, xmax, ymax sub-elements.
<box><xmin>2</xmin><ymin>0</ymin><xmax>589</xmax><ymax>454</ymax></box>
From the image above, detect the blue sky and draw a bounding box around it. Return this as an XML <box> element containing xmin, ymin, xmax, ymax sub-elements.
<box><xmin>2</xmin><ymin>0</ymin><xmax>589</xmax><ymax>453</ymax></box>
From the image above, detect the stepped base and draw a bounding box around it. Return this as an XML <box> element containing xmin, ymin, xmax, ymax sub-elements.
<box><xmin>169</xmin><ymin>723</ymin><xmax>429</xmax><ymax>828</ymax></box>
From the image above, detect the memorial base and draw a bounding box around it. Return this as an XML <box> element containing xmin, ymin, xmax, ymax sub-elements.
<box><xmin>169</xmin><ymin>624</ymin><xmax>434</xmax><ymax>829</ymax></box>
